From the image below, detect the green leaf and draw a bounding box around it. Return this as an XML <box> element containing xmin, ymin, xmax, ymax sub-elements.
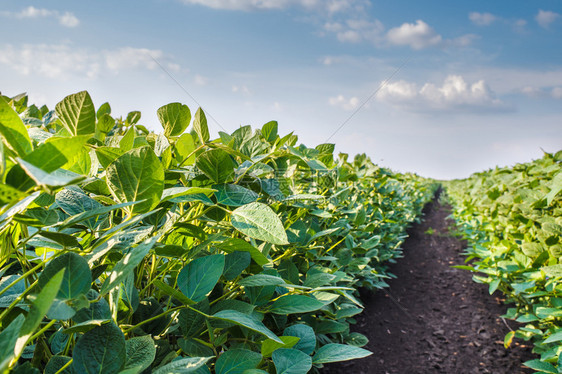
<box><xmin>216</xmin><ymin>238</ymin><xmax>269</xmax><ymax>266</ymax></box>
<box><xmin>158</xmin><ymin>102</ymin><xmax>191</xmax><ymax>137</ymax></box>
<box><xmin>56</xmin><ymin>188</ymin><xmax>105</xmax><ymax>230</ymax></box>
<box><xmin>106</xmin><ymin>146</ymin><xmax>164</xmax><ymax>215</ymax></box>
<box><xmin>212</xmin><ymin>309</ymin><xmax>283</xmax><ymax>343</ymax></box>
<box><xmin>193</xmin><ymin>108</ymin><xmax>210</xmax><ymax>144</ymax></box>
<box><xmin>120</xmin><ymin>126</ymin><xmax>135</xmax><ymax>151</ymax></box>
<box><xmin>95</xmin><ymin>147</ymin><xmax>126</xmax><ymax>169</ymax></box>
<box><xmin>0</xmin><ymin>315</ymin><xmax>25</xmax><ymax>371</ymax></box>
<box><xmin>44</xmin><ymin>355</ymin><xmax>74</xmax><ymax>374</ymax></box>
<box><xmin>37</xmin><ymin>252</ymin><xmax>92</xmax><ymax>300</ymax></box>
<box><xmin>270</xmin><ymin>295</ymin><xmax>324</xmax><ymax>315</ymax></box>
<box><xmin>214</xmin><ymin>184</ymin><xmax>259</xmax><ymax>207</ymax></box>
<box><xmin>161</xmin><ymin>187</ymin><xmax>217</xmax><ymax>202</ymax></box>
<box><xmin>15</xmin><ymin>269</ymin><xmax>65</xmax><ymax>359</ymax></box>
<box><xmin>312</xmin><ymin>344</ymin><xmax>372</xmax><ymax>364</ymax></box>
<box><xmin>239</xmin><ymin>274</ymin><xmax>287</xmax><ymax>287</ymax></box>
<box><xmin>543</xmin><ymin>330</ymin><xmax>562</xmax><ymax>344</ymax></box>
<box><xmin>223</xmin><ymin>251</ymin><xmax>251</xmax><ymax>280</ymax></box>
<box><xmin>261</xmin><ymin>121</ymin><xmax>278</xmax><ymax>143</ymax></box>
<box><xmin>152</xmin><ymin>357</ymin><xmax>211</xmax><ymax>374</ymax></box>
<box><xmin>261</xmin><ymin>336</ymin><xmax>300</xmax><ymax>358</ymax></box>
<box><xmin>153</xmin><ymin>279</ymin><xmax>195</xmax><ymax>305</ymax></box>
<box><xmin>0</xmin><ymin>96</ymin><xmax>32</xmax><ymax>157</ymax></box>
<box><xmin>174</xmin><ymin>133</ymin><xmax>196</xmax><ymax>165</ymax></box>
<box><xmin>72</xmin><ymin>322</ymin><xmax>126</xmax><ymax>374</ymax></box>
<box><xmin>177</xmin><ymin>254</ymin><xmax>225</xmax><ymax>302</ymax></box>
<box><xmin>17</xmin><ymin>158</ymin><xmax>85</xmax><ymax>188</ymax></box>
<box><xmin>55</xmin><ymin>91</ymin><xmax>96</xmax><ymax>135</ymax></box>
<box><xmin>231</xmin><ymin>202</ymin><xmax>289</xmax><ymax>245</ymax></box>
<box><xmin>97</xmin><ymin>102</ymin><xmax>111</xmax><ymax>119</ymax></box>
<box><xmin>523</xmin><ymin>359</ymin><xmax>558</xmax><ymax>373</ymax></box>
<box><xmin>97</xmin><ymin>113</ymin><xmax>115</xmax><ymax>133</ymax></box>
<box><xmin>63</xmin><ymin>319</ymin><xmax>111</xmax><ymax>334</ymax></box>
<box><xmin>58</xmin><ymin>201</ymin><xmax>138</xmax><ymax>230</ymax></box>
<box><xmin>215</xmin><ymin>349</ymin><xmax>262</xmax><ymax>374</ymax></box>
<box><xmin>23</xmin><ymin>135</ymin><xmax>90</xmax><ymax>173</ymax></box>
<box><xmin>272</xmin><ymin>348</ymin><xmax>312</xmax><ymax>374</ymax></box>
<box><xmin>283</xmin><ymin>324</ymin><xmax>316</xmax><ymax>355</ymax></box>
<box><xmin>100</xmin><ymin>236</ymin><xmax>158</xmax><ymax>296</ymax></box>
<box><xmin>123</xmin><ymin>335</ymin><xmax>156</xmax><ymax>372</ymax></box>
<box><xmin>195</xmin><ymin>149</ymin><xmax>235</xmax><ymax>184</ymax></box>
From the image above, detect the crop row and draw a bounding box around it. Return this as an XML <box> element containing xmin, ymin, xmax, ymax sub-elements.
<box><xmin>445</xmin><ymin>151</ymin><xmax>562</xmax><ymax>373</ymax></box>
<box><xmin>0</xmin><ymin>91</ymin><xmax>436</xmax><ymax>373</ymax></box>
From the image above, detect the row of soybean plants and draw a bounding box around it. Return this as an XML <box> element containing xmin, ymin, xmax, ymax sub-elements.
<box><xmin>0</xmin><ymin>91</ymin><xmax>436</xmax><ymax>374</ymax></box>
<box><xmin>445</xmin><ymin>151</ymin><xmax>562</xmax><ymax>373</ymax></box>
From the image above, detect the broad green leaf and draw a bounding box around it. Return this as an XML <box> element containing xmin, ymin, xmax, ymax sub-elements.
<box><xmin>223</xmin><ymin>251</ymin><xmax>251</xmax><ymax>280</ymax></box>
<box><xmin>174</xmin><ymin>133</ymin><xmax>196</xmax><ymax>165</ymax></box>
<box><xmin>261</xmin><ymin>336</ymin><xmax>300</xmax><ymax>357</ymax></box>
<box><xmin>120</xmin><ymin>126</ymin><xmax>135</xmax><ymax>151</ymax></box>
<box><xmin>239</xmin><ymin>274</ymin><xmax>287</xmax><ymax>287</ymax></box>
<box><xmin>37</xmin><ymin>252</ymin><xmax>92</xmax><ymax>300</ymax></box>
<box><xmin>0</xmin><ymin>315</ymin><xmax>25</xmax><ymax>372</ymax></box>
<box><xmin>123</xmin><ymin>335</ymin><xmax>156</xmax><ymax>372</ymax></box>
<box><xmin>543</xmin><ymin>330</ymin><xmax>562</xmax><ymax>344</ymax></box>
<box><xmin>0</xmin><ymin>184</ymin><xmax>27</xmax><ymax>206</ymax></box>
<box><xmin>100</xmin><ymin>236</ymin><xmax>158</xmax><ymax>296</ymax></box>
<box><xmin>178</xmin><ymin>338</ymin><xmax>214</xmax><ymax>357</ymax></box>
<box><xmin>215</xmin><ymin>349</ymin><xmax>261</xmax><ymax>374</ymax></box>
<box><xmin>261</xmin><ymin>121</ymin><xmax>278</xmax><ymax>143</ymax></box>
<box><xmin>44</xmin><ymin>355</ymin><xmax>74</xmax><ymax>374</ymax></box>
<box><xmin>59</xmin><ymin>201</ymin><xmax>138</xmax><ymax>230</ymax></box>
<box><xmin>72</xmin><ymin>322</ymin><xmax>126</xmax><ymax>374</ymax></box>
<box><xmin>23</xmin><ymin>135</ymin><xmax>90</xmax><ymax>173</ymax></box>
<box><xmin>214</xmin><ymin>184</ymin><xmax>259</xmax><ymax>206</ymax></box>
<box><xmin>55</xmin><ymin>91</ymin><xmax>96</xmax><ymax>135</ymax></box>
<box><xmin>212</xmin><ymin>309</ymin><xmax>283</xmax><ymax>343</ymax></box>
<box><xmin>56</xmin><ymin>188</ymin><xmax>105</xmax><ymax>230</ymax></box>
<box><xmin>16</xmin><ymin>159</ymin><xmax>85</xmax><ymax>189</ymax></box>
<box><xmin>272</xmin><ymin>348</ymin><xmax>312</xmax><ymax>374</ymax></box>
<box><xmin>0</xmin><ymin>96</ymin><xmax>32</xmax><ymax>156</ymax></box>
<box><xmin>0</xmin><ymin>191</ymin><xmax>40</xmax><ymax>227</ymax></box>
<box><xmin>177</xmin><ymin>254</ymin><xmax>225</xmax><ymax>302</ymax></box>
<box><xmin>231</xmin><ymin>202</ymin><xmax>289</xmax><ymax>245</ymax></box>
<box><xmin>523</xmin><ymin>359</ymin><xmax>558</xmax><ymax>373</ymax></box>
<box><xmin>97</xmin><ymin>113</ymin><xmax>115</xmax><ymax>133</ymax></box>
<box><xmin>96</xmin><ymin>147</ymin><xmax>126</xmax><ymax>169</ymax></box>
<box><xmin>283</xmin><ymin>324</ymin><xmax>316</xmax><ymax>355</ymax></box>
<box><xmin>126</xmin><ymin>111</ymin><xmax>141</xmax><ymax>125</ymax></box>
<box><xmin>312</xmin><ymin>344</ymin><xmax>372</xmax><ymax>364</ymax></box>
<box><xmin>270</xmin><ymin>295</ymin><xmax>324</xmax><ymax>314</ymax></box>
<box><xmin>158</xmin><ymin>102</ymin><xmax>191</xmax><ymax>137</ymax></box>
<box><xmin>216</xmin><ymin>238</ymin><xmax>269</xmax><ymax>266</ymax></box>
<box><xmin>161</xmin><ymin>187</ymin><xmax>217</xmax><ymax>202</ymax></box>
<box><xmin>152</xmin><ymin>357</ymin><xmax>211</xmax><ymax>374</ymax></box>
<box><xmin>193</xmin><ymin>108</ymin><xmax>209</xmax><ymax>144</ymax></box>
<box><xmin>96</xmin><ymin>102</ymin><xmax>111</xmax><ymax>119</ymax></box>
<box><xmin>153</xmin><ymin>279</ymin><xmax>195</xmax><ymax>305</ymax></box>
<box><xmin>106</xmin><ymin>146</ymin><xmax>164</xmax><ymax>215</ymax></box>
<box><xmin>63</xmin><ymin>319</ymin><xmax>111</xmax><ymax>334</ymax></box>
<box><xmin>195</xmin><ymin>149</ymin><xmax>235</xmax><ymax>184</ymax></box>
<box><xmin>15</xmin><ymin>269</ymin><xmax>65</xmax><ymax>359</ymax></box>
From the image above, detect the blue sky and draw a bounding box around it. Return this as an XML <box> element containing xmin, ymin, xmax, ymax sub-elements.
<box><xmin>1</xmin><ymin>0</ymin><xmax>561</xmax><ymax>179</ymax></box>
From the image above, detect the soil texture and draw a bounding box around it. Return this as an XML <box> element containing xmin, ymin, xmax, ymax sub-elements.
<box><xmin>322</xmin><ymin>195</ymin><xmax>534</xmax><ymax>374</ymax></box>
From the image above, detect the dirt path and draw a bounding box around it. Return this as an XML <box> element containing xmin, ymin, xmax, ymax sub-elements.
<box><xmin>323</xmin><ymin>196</ymin><xmax>534</xmax><ymax>374</ymax></box>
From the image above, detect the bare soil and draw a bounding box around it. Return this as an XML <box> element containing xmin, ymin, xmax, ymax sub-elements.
<box><xmin>322</xmin><ymin>195</ymin><xmax>535</xmax><ymax>374</ymax></box>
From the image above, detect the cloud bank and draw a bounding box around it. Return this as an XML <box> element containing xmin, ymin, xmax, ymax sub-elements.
<box><xmin>0</xmin><ymin>6</ymin><xmax>79</xmax><ymax>28</ymax></box>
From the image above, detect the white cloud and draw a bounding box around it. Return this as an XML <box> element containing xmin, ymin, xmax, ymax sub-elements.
<box><xmin>0</xmin><ymin>43</ymin><xmax>177</xmax><ymax>79</ymax></box>
<box><xmin>194</xmin><ymin>75</ymin><xmax>208</xmax><ymax>86</ymax></box>
<box><xmin>0</xmin><ymin>6</ymin><xmax>80</xmax><ymax>28</ymax></box>
<box><xmin>329</xmin><ymin>94</ymin><xmax>360</xmax><ymax>110</ymax></box>
<box><xmin>552</xmin><ymin>87</ymin><xmax>562</xmax><ymax>99</ymax></box>
<box><xmin>469</xmin><ymin>12</ymin><xmax>497</xmax><ymax>26</ymax></box>
<box><xmin>378</xmin><ymin>75</ymin><xmax>508</xmax><ymax>112</ymax></box>
<box><xmin>179</xmin><ymin>0</ymin><xmax>364</xmax><ymax>13</ymax></box>
<box><xmin>386</xmin><ymin>20</ymin><xmax>443</xmax><ymax>49</ymax></box>
<box><xmin>536</xmin><ymin>9</ymin><xmax>560</xmax><ymax>28</ymax></box>
<box><xmin>324</xmin><ymin>18</ymin><xmax>384</xmax><ymax>44</ymax></box>
<box><xmin>232</xmin><ymin>85</ymin><xmax>251</xmax><ymax>95</ymax></box>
